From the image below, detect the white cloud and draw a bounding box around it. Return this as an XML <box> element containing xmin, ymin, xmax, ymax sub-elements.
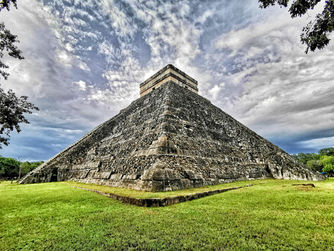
<box><xmin>299</xmin><ymin>137</ymin><xmax>334</xmax><ymax>150</ymax></box>
<box><xmin>73</xmin><ymin>80</ymin><xmax>87</xmax><ymax>91</ymax></box>
<box><xmin>215</xmin><ymin>15</ymin><xmax>291</xmax><ymax>56</ymax></box>
<box><xmin>77</xmin><ymin>61</ymin><xmax>90</xmax><ymax>72</ymax></box>
<box><xmin>215</xmin><ymin>10</ymin><xmax>334</xmax><ymax>146</ymax></box>
<box><xmin>56</xmin><ymin>50</ymin><xmax>73</xmax><ymax>67</ymax></box>
<box><xmin>101</xmin><ymin>0</ymin><xmax>137</xmax><ymax>38</ymax></box>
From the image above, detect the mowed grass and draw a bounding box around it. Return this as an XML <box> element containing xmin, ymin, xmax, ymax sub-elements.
<box><xmin>0</xmin><ymin>179</ymin><xmax>333</xmax><ymax>250</ymax></box>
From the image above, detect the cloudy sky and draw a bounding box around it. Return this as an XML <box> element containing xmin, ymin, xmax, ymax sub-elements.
<box><xmin>0</xmin><ymin>0</ymin><xmax>333</xmax><ymax>161</ymax></box>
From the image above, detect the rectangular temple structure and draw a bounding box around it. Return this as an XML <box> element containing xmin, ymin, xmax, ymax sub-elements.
<box><xmin>140</xmin><ymin>64</ymin><xmax>198</xmax><ymax>97</ymax></box>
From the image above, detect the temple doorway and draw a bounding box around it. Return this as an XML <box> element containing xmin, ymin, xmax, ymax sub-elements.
<box><xmin>50</xmin><ymin>169</ymin><xmax>58</xmax><ymax>182</ymax></box>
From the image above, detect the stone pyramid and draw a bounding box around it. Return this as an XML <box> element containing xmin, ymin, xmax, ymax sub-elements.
<box><xmin>20</xmin><ymin>64</ymin><xmax>322</xmax><ymax>191</ymax></box>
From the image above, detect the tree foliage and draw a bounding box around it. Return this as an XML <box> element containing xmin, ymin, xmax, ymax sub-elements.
<box><xmin>19</xmin><ymin>160</ymin><xmax>43</xmax><ymax>176</ymax></box>
<box><xmin>0</xmin><ymin>156</ymin><xmax>19</xmax><ymax>178</ymax></box>
<box><xmin>306</xmin><ymin>159</ymin><xmax>323</xmax><ymax>172</ymax></box>
<box><xmin>293</xmin><ymin>152</ymin><xmax>320</xmax><ymax>164</ymax></box>
<box><xmin>293</xmin><ymin>147</ymin><xmax>334</xmax><ymax>175</ymax></box>
<box><xmin>0</xmin><ymin>0</ymin><xmax>17</xmax><ymax>11</ymax></box>
<box><xmin>0</xmin><ymin>1</ymin><xmax>39</xmax><ymax>148</ymax></box>
<box><xmin>259</xmin><ymin>0</ymin><xmax>334</xmax><ymax>53</ymax></box>
<box><xmin>0</xmin><ymin>22</ymin><xmax>23</xmax><ymax>79</ymax></box>
<box><xmin>0</xmin><ymin>89</ymin><xmax>38</xmax><ymax>147</ymax></box>
<box><xmin>319</xmin><ymin>147</ymin><xmax>334</xmax><ymax>156</ymax></box>
<box><xmin>320</xmin><ymin>155</ymin><xmax>334</xmax><ymax>174</ymax></box>
<box><xmin>0</xmin><ymin>156</ymin><xmax>43</xmax><ymax>179</ymax></box>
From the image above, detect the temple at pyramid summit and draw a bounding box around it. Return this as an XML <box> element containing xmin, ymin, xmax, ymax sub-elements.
<box><xmin>20</xmin><ymin>64</ymin><xmax>323</xmax><ymax>191</ymax></box>
<box><xmin>140</xmin><ymin>64</ymin><xmax>198</xmax><ymax>96</ymax></box>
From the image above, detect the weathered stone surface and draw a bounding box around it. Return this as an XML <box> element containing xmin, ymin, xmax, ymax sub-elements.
<box><xmin>20</xmin><ymin>80</ymin><xmax>323</xmax><ymax>191</ymax></box>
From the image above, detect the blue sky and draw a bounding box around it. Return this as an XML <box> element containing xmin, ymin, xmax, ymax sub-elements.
<box><xmin>0</xmin><ymin>0</ymin><xmax>333</xmax><ymax>161</ymax></box>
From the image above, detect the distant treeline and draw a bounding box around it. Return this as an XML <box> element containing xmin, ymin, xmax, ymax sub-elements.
<box><xmin>0</xmin><ymin>157</ymin><xmax>43</xmax><ymax>180</ymax></box>
<box><xmin>292</xmin><ymin>147</ymin><xmax>334</xmax><ymax>175</ymax></box>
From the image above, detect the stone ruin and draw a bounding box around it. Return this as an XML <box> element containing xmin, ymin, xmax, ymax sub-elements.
<box><xmin>20</xmin><ymin>64</ymin><xmax>323</xmax><ymax>191</ymax></box>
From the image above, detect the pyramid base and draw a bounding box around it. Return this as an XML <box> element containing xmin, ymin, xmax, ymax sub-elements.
<box><xmin>21</xmin><ymin>155</ymin><xmax>323</xmax><ymax>192</ymax></box>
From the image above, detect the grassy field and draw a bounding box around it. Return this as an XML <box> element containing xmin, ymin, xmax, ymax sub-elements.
<box><xmin>1</xmin><ymin>179</ymin><xmax>333</xmax><ymax>250</ymax></box>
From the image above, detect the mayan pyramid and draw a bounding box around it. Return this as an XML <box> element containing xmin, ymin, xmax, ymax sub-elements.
<box><xmin>20</xmin><ymin>64</ymin><xmax>322</xmax><ymax>191</ymax></box>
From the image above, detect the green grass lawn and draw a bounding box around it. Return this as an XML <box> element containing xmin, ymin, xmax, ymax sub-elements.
<box><xmin>1</xmin><ymin>179</ymin><xmax>333</xmax><ymax>250</ymax></box>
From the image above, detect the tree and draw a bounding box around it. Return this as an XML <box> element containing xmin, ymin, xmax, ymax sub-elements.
<box><xmin>319</xmin><ymin>147</ymin><xmax>334</xmax><ymax>156</ymax></box>
<box><xmin>259</xmin><ymin>0</ymin><xmax>334</xmax><ymax>53</ymax></box>
<box><xmin>0</xmin><ymin>155</ymin><xmax>43</xmax><ymax>179</ymax></box>
<box><xmin>0</xmin><ymin>0</ymin><xmax>38</xmax><ymax>148</ymax></box>
<box><xmin>320</xmin><ymin>155</ymin><xmax>334</xmax><ymax>175</ymax></box>
<box><xmin>0</xmin><ymin>156</ymin><xmax>20</xmax><ymax>178</ymax></box>
<box><xmin>0</xmin><ymin>89</ymin><xmax>38</xmax><ymax>147</ymax></box>
<box><xmin>322</xmin><ymin>164</ymin><xmax>334</xmax><ymax>174</ymax></box>
<box><xmin>0</xmin><ymin>22</ymin><xmax>23</xmax><ymax>79</ymax></box>
<box><xmin>306</xmin><ymin>159</ymin><xmax>323</xmax><ymax>172</ymax></box>
<box><xmin>19</xmin><ymin>160</ymin><xmax>43</xmax><ymax>176</ymax></box>
<box><xmin>0</xmin><ymin>1</ymin><xmax>17</xmax><ymax>11</ymax></box>
<box><xmin>292</xmin><ymin>152</ymin><xmax>319</xmax><ymax>164</ymax></box>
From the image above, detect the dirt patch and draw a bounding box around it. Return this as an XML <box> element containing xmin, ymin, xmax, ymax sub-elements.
<box><xmin>292</xmin><ymin>183</ymin><xmax>316</xmax><ymax>191</ymax></box>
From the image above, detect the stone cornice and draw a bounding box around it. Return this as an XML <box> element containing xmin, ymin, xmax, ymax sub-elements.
<box><xmin>140</xmin><ymin>72</ymin><xmax>198</xmax><ymax>95</ymax></box>
<box><xmin>140</xmin><ymin>64</ymin><xmax>197</xmax><ymax>88</ymax></box>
